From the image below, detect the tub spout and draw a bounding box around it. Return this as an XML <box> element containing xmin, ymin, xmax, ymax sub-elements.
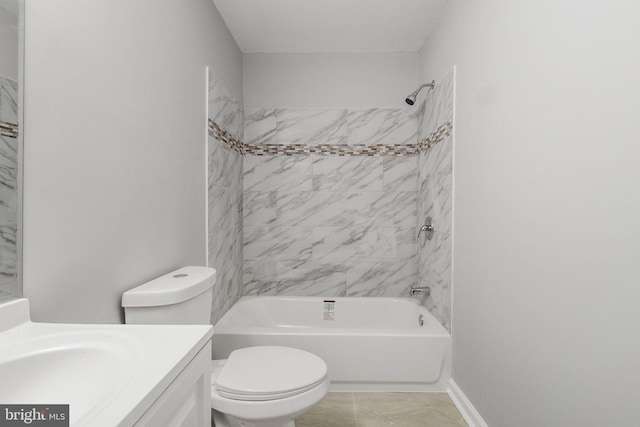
<box><xmin>410</xmin><ymin>287</ymin><xmax>431</xmax><ymax>296</ymax></box>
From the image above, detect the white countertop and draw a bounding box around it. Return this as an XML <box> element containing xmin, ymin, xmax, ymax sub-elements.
<box><xmin>0</xmin><ymin>299</ymin><xmax>213</xmax><ymax>426</ymax></box>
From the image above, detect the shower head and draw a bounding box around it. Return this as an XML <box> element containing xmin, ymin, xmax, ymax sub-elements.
<box><xmin>405</xmin><ymin>80</ymin><xmax>435</xmax><ymax>106</ymax></box>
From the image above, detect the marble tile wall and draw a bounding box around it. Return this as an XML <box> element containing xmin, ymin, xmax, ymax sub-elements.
<box><xmin>0</xmin><ymin>76</ymin><xmax>18</xmax><ymax>301</ymax></box>
<box><xmin>243</xmin><ymin>107</ymin><xmax>419</xmax><ymax>298</ymax></box>
<box><xmin>416</xmin><ymin>68</ymin><xmax>455</xmax><ymax>331</ymax></box>
<box><xmin>209</xmin><ymin>69</ymin><xmax>454</xmax><ymax>330</ymax></box>
<box><xmin>208</xmin><ymin>68</ymin><xmax>244</xmax><ymax>324</ymax></box>
<box><xmin>245</xmin><ymin>107</ymin><xmax>417</xmax><ymax>150</ymax></box>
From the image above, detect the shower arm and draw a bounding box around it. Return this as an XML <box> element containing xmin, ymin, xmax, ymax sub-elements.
<box><xmin>405</xmin><ymin>80</ymin><xmax>436</xmax><ymax>105</ymax></box>
<box><xmin>413</xmin><ymin>81</ymin><xmax>435</xmax><ymax>94</ymax></box>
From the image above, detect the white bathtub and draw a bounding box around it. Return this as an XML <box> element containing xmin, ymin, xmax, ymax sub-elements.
<box><xmin>211</xmin><ymin>296</ymin><xmax>451</xmax><ymax>392</ymax></box>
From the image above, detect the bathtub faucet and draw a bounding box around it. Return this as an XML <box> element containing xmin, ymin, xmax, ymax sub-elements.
<box><xmin>410</xmin><ymin>286</ymin><xmax>431</xmax><ymax>297</ymax></box>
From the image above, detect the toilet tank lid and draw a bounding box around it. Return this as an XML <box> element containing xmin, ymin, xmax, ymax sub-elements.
<box><xmin>122</xmin><ymin>266</ymin><xmax>216</xmax><ymax>307</ymax></box>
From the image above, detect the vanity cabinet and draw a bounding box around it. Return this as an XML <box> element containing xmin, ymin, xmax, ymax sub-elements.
<box><xmin>134</xmin><ymin>343</ymin><xmax>211</xmax><ymax>427</ymax></box>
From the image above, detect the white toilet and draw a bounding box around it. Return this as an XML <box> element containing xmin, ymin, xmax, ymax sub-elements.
<box><xmin>122</xmin><ymin>266</ymin><xmax>329</xmax><ymax>427</ymax></box>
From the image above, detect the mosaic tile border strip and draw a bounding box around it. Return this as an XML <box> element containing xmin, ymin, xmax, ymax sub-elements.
<box><xmin>0</xmin><ymin>121</ymin><xmax>17</xmax><ymax>139</ymax></box>
<box><xmin>209</xmin><ymin>119</ymin><xmax>244</xmax><ymax>154</ymax></box>
<box><xmin>243</xmin><ymin>143</ymin><xmax>417</xmax><ymax>157</ymax></box>
<box><xmin>418</xmin><ymin>121</ymin><xmax>452</xmax><ymax>153</ymax></box>
<box><xmin>209</xmin><ymin>118</ymin><xmax>452</xmax><ymax>157</ymax></box>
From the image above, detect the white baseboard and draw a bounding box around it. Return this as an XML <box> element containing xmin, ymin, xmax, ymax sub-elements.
<box><xmin>447</xmin><ymin>379</ymin><xmax>489</xmax><ymax>427</ymax></box>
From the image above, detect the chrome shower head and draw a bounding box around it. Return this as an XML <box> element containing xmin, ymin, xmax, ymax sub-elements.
<box><xmin>405</xmin><ymin>80</ymin><xmax>435</xmax><ymax>106</ymax></box>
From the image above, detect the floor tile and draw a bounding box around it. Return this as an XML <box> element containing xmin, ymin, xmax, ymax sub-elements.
<box><xmin>353</xmin><ymin>393</ymin><xmax>467</xmax><ymax>427</ymax></box>
<box><xmin>296</xmin><ymin>392</ymin><xmax>357</xmax><ymax>427</ymax></box>
<box><xmin>215</xmin><ymin>392</ymin><xmax>467</xmax><ymax>427</ymax></box>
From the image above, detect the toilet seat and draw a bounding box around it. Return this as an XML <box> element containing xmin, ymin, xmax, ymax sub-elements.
<box><xmin>213</xmin><ymin>346</ymin><xmax>328</xmax><ymax>401</ymax></box>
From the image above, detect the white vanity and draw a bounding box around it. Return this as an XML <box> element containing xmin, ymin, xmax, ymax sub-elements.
<box><xmin>0</xmin><ymin>298</ymin><xmax>213</xmax><ymax>426</ymax></box>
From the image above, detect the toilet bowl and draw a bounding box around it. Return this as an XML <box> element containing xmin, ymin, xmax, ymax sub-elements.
<box><xmin>121</xmin><ymin>267</ymin><xmax>329</xmax><ymax>427</ymax></box>
<box><xmin>211</xmin><ymin>346</ymin><xmax>329</xmax><ymax>427</ymax></box>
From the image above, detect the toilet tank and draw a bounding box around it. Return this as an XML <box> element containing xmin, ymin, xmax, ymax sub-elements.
<box><xmin>122</xmin><ymin>266</ymin><xmax>216</xmax><ymax>325</ymax></box>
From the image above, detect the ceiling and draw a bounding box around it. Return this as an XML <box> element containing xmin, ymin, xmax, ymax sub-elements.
<box><xmin>213</xmin><ymin>0</ymin><xmax>448</xmax><ymax>53</ymax></box>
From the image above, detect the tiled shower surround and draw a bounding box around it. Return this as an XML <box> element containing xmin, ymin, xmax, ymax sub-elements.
<box><xmin>207</xmin><ymin>69</ymin><xmax>244</xmax><ymax>324</ymax></box>
<box><xmin>207</xmin><ymin>67</ymin><xmax>454</xmax><ymax>330</ymax></box>
<box><xmin>0</xmin><ymin>76</ymin><xmax>18</xmax><ymax>301</ymax></box>
<box><xmin>416</xmin><ymin>69</ymin><xmax>454</xmax><ymax>331</ymax></box>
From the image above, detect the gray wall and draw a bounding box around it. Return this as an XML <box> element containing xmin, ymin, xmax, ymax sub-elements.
<box><xmin>243</xmin><ymin>53</ymin><xmax>418</xmax><ymax>108</ymax></box>
<box><xmin>23</xmin><ymin>0</ymin><xmax>242</xmax><ymax>323</ymax></box>
<box><xmin>419</xmin><ymin>0</ymin><xmax>640</xmax><ymax>426</ymax></box>
<box><xmin>0</xmin><ymin>4</ymin><xmax>18</xmax><ymax>81</ymax></box>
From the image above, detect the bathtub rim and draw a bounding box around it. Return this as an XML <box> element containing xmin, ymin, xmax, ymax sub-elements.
<box><xmin>213</xmin><ymin>295</ymin><xmax>450</xmax><ymax>337</ymax></box>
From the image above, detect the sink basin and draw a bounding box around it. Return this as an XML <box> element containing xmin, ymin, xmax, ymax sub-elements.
<box><xmin>0</xmin><ymin>298</ymin><xmax>213</xmax><ymax>426</ymax></box>
<box><xmin>0</xmin><ymin>330</ymin><xmax>139</xmax><ymax>422</ymax></box>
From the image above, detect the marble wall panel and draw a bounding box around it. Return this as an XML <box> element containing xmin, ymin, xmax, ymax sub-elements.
<box><xmin>276</xmin><ymin>261</ymin><xmax>347</xmax><ymax>297</ymax></box>
<box><xmin>416</xmin><ymin>227</ymin><xmax>452</xmax><ymax>332</ymax></box>
<box><xmin>244</xmin><ymin>155</ymin><xmax>313</xmax><ymax>192</ymax></box>
<box><xmin>382</xmin><ymin>227</ymin><xmax>417</xmax><ymax>262</ymax></box>
<box><xmin>418</xmin><ymin>69</ymin><xmax>454</xmax><ymax>142</ymax></box>
<box><xmin>348</xmin><ymin>157</ymin><xmax>384</xmax><ymax>192</ymax></box>
<box><xmin>208</xmin><ymin>140</ymin><xmax>243</xmax><ymax>324</ymax></box>
<box><xmin>208</xmin><ymin>69</ymin><xmax>244</xmax><ymax>324</ymax></box>
<box><xmin>244</xmin><ymin>107</ymin><xmax>418</xmax><ymax>148</ymax></box>
<box><xmin>243</xmin><ymin>191</ymin><xmax>278</xmax><ymax>226</ymax></box>
<box><xmin>346</xmin><ymin>109</ymin><xmax>417</xmax><ymax>146</ymax></box>
<box><xmin>0</xmin><ymin>76</ymin><xmax>18</xmax><ymax>301</ymax></box>
<box><xmin>243</xmin><ymin>152</ymin><xmax>418</xmax><ymax>298</ymax></box>
<box><xmin>311</xmin><ymin>157</ymin><xmax>352</xmax><ymax>191</ymax></box>
<box><xmin>311</xmin><ymin>224</ymin><xmax>382</xmax><ymax>263</ymax></box>
<box><xmin>244</xmin><ymin>108</ymin><xmax>276</xmax><ymax>145</ymax></box>
<box><xmin>0</xmin><ymin>77</ymin><xmax>18</xmax><ymax>125</ymax></box>
<box><xmin>346</xmin><ymin>262</ymin><xmax>416</xmax><ymax>297</ymax></box>
<box><xmin>416</xmin><ymin>68</ymin><xmax>455</xmax><ymax>331</ymax></box>
<box><xmin>276</xmin><ymin>191</ymin><xmax>349</xmax><ymax>228</ymax></box>
<box><xmin>346</xmin><ymin>191</ymin><xmax>417</xmax><ymax>228</ymax></box>
<box><xmin>209</xmin><ymin>72</ymin><xmax>244</xmax><ymax>141</ymax></box>
<box><xmin>243</xmin><ymin>259</ymin><xmax>277</xmax><ymax>296</ymax></box>
<box><xmin>383</xmin><ymin>156</ymin><xmax>418</xmax><ymax>193</ymax></box>
<box><xmin>277</xmin><ymin>109</ymin><xmax>348</xmax><ymax>146</ymax></box>
<box><xmin>243</xmin><ymin>225</ymin><xmax>312</xmax><ymax>261</ymax></box>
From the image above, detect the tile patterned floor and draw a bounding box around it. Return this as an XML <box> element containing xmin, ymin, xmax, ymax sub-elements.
<box><xmin>295</xmin><ymin>392</ymin><xmax>468</xmax><ymax>427</ymax></box>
